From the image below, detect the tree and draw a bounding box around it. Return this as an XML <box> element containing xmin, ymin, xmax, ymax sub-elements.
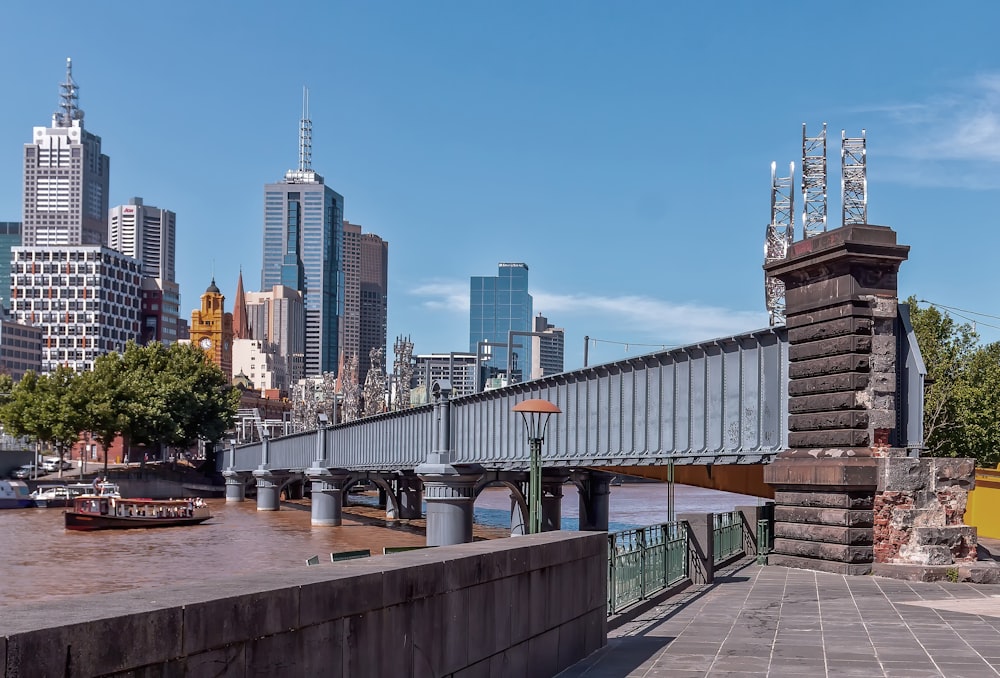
<box><xmin>84</xmin><ymin>342</ymin><xmax>239</xmax><ymax>465</ymax></box>
<box><xmin>906</xmin><ymin>296</ymin><xmax>1000</xmax><ymax>464</ymax></box>
<box><xmin>0</xmin><ymin>367</ymin><xmax>88</xmax><ymax>475</ymax></box>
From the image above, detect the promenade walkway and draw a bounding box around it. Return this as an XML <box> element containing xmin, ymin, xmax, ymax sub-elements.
<box><xmin>561</xmin><ymin>561</ymin><xmax>1000</xmax><ymax>677</ymax></box>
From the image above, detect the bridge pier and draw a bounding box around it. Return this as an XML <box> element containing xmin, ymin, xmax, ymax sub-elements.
<box><xmin>541</xmin><ymin>471</ymin><xmax>569</xmax><ymax>531</ymax></box>
<box><xmin>395</xmin><ymin>472</ymin><xmax>423</xmax><ymax>520</ymax></box>
<box><xmin>574</xmin><ymin>470</ymin><xmax>613</xmax><ymax>531</ymax></box>
<box><xmin>306</xmin><ymin>467</ymin><xmax>350</xmax><ymax>526</ymax></box>
<box><xmin>252</xmin><ymin>469</ymin><xmax>286</xmax><ymax>511</ymax></box>
<box><xmin>418</xmin><ymin>467</ymin><xmax>483</xmax><ymax>546</ymax></box>
<box><xmin>223</xmin><ymin>469</ymin><xmax>246</xmax><ymax>503</ymax></box>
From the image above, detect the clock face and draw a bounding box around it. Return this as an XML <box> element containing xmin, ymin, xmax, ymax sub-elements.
<box><xmin>199</xmin><ymin>337</ymin><xmax>212</xmax><ymax>349</ymax></box>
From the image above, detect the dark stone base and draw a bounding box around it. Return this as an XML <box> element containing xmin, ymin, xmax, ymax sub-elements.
<box><xmin>768</xmin><ymin>553</ymin><xmax>872</xmax><ymax>576</ymax></box>
<box><xmin>766</xmin><ymin>457</ymin><xmax>878</xmax><ymax>573</ymax></box>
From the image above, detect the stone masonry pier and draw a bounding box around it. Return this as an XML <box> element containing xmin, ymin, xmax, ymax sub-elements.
<box><xmin>0</xmin><ymin>532</ymin><xmax>606</xmax><ymax>678</ymax></box>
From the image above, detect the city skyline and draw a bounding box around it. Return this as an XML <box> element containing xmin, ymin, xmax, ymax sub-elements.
<box><xmin>3</xmin><ymin>4</ymin><xmax>1000</xmax><ymax>371</ymax></box>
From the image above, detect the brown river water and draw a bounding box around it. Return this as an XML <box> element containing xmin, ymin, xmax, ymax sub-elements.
<box><xmin>0</xmin><ymin>483</ymin><xmax>758</xmax><ymax>606</ymax></box>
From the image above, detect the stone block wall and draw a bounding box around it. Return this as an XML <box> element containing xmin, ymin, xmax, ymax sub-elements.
<box><xmin>874</xmin><ymin>457</ymin><xmax>977</xmax><ymax>565</ymax></box>
<box><xmin>0</xmin><ymin>532</ymin><xmax>607</xmax><ymax>678</ymax></box>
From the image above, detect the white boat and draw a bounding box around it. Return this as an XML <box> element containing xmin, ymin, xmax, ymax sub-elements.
<box><xmin>30</xmin><ymin>484</ymin><xmax>84</xmax><ymax>508</ymax></box>
<box><xmin>0</xmin><ymin>480</ymin><xmax>33</xmax><ymax>509</ymax></box>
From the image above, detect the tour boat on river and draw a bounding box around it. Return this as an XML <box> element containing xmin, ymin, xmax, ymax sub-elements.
<box><xmin>65</xmin><ymin>495</ymin><xmax>212</xmax><ymax>531</ymax></box>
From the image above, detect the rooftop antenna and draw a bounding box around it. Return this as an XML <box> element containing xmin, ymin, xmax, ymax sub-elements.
<box><xmin>764</xmin><ymin>161</ymin><xmax>795</xmax><ymax>326</ymax></box>
<box><xmin>801</xmin><ymin>123</ymin><xmax>827</xmax><ymax>237</ymax></box>
<box><xmin>841</xmin><ymin>129</ymin><xmax>867</xmax><ymax>225</ymax></box>
<box><xmin>298</xmin><ymin>87</ymin><xmax>312</xmax><ymax>172</ymax></box>
<box><xmin>55</xmin><ymin>57</ymin><xmax>83</xmax><ymax>128</ymax></box>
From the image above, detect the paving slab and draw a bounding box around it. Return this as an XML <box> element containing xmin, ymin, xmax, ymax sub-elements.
<box><xmin>559</xmin><ymin>560</ymin><xmax>1000</xmax><ymax>677</ymax></box>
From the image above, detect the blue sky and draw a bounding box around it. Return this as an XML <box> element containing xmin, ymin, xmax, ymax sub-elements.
<box><xmin>2</xmin><ymin>2</ymin><xmax>999</xmax><ymax>370</ymax></box>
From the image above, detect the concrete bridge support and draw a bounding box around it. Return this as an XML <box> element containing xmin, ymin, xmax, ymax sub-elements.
<box><xmin>306</xmin><ymin>467</ymin><xmax>350</xmax><ymax>526</ymax></box>
<box><xmin>415</xmin><ymin>379</ymin><xmax>484</xmax><ymax>546</ymax></box>
<box><xmin>253</xmin><ymin>469</ymin><xmax>283</xmax><ymax>511</ymax></box>
<box><xmin>574</xmin><ymin>470</ymin><xmax>612</xmax><ymax>531</ymax></box>
<box><xmin>395</xmin><ymin>472</ymin><xmax>423</xmax><ymax>520</ymax></box>
<box><xmin>223</xmin><ymin>469</ymin><xmax>246</xmax><ymax>502</ymax></box>
<box><xmin>541</xmin><ymin>471</ymin><xmax>569</xmax><ymax>532</ymax></box>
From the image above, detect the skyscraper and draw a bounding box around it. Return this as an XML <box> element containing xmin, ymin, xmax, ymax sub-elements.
<box><xmin>469</xmin><ymin>262</ymin><xmax>533</xmax><ymax>385</ymax></box>
<box><xmin>109</xmin><ymin>197</ymin><xmax>176</xmax><ymax>281</ymax></box>
<box><xmin>260</xmin><ymin>91</ymin><xmax>344</xmax><ymax>377</ymax></box>
<box><xmin>342</xmin><ymin>220</ymin><xmax>362</xmax><ymax>374</ymax></box>
<box><xmin>530</xmin><ymin>313</ymin><xmax>565</xmax><ymax>379</ymax></box>
<box><xmin>22</xmin><ymin>59</ymin><xmax>109</xmax><ymax>247</ymax></box>
<box><xmin>359</xmin><ymin>232</ymin><xmax>388</xmax><ymax>386</ymax></box>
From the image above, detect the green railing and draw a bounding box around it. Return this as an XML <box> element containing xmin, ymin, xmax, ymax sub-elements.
<box><xmin>756</xmin><ymin>518</ymin><xmax>771</xmax><ymax>565</ymax></box>
<box><xmin>607</xmin><ymin>522</ymin><xmax>687</xmax><ymax>615</ymax></box>
<box><xmin>713</xmin><ymin>511</ymin><xmax>742</xmax><ymax>564</ymax></box>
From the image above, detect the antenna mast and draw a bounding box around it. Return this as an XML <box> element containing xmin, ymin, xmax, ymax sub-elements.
<box><xmin>764</xmin><ymin>161</ymin><xmax>795</xmax><ymax>326</ymax></box>
<box><xmin>55</xmin><ymin>57</ymin><xmax>83</xmax><ymax>128</ymax></box>
<box><xmin>298</xmin><ymin>87</ymin><xmax>312</xmax><ymax>172</ymax></box>
<box><xmin>841</xmin><ymin>129</ymin><xmax>867</xmax><ymax>225</ymax></box>
<box><xmin>801</xmin><ymin>123</ymin><xmax>827</xmax><ymax>238</ymax></box>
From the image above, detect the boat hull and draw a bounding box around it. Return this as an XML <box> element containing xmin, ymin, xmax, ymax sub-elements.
<box><xmin>65</xmin><ymin>513</ymin><xmax>211</xmax><ymax>531</ymax></box>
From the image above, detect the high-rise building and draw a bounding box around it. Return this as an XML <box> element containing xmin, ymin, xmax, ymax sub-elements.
<box><xmin>342</xmin><ymin>220</ymin><xmax>362</xmax><ymax>374</ymax></box>
<box><xmin>10</xmin><ymin>246</ymin><xmax>142</xmax><ymax>373</ymax></box>
<box><xmin>469</xmin><ymin>262</ymin><xmax>533</xmax><ymax>385</ymax></box>
<box><xmin>109</xmin><ymin>197</ymin><xmax>176</xmax><ymax>282</ymax></box>
<box><xmin>414</xmin><ymin>353</ymin><xmax>477</xmax><ymax>400</ymax></box>
<box><xmin>0</xmin><ymin>319</ymin><xmax>42</xmax><ymax>380</ymax></box>
<box><xmin>0</xmin><ymin>222</ymin><xmax>23</xmax><ymax>309</ymax></box>
<box><xmin>359</xmin><ymin>233</ymin><xmax>388</xmax><ymax>386</ymax></box>
<box><xmin>260</xmin><ymin>92</ymin><xmax>344</xmax><ymax>378</ymax></box>
<box><xmin>530</xmin><ymin>313</ymin><xmax>565</xmax><ymax>379</ymax></box>
<box><xmin>244</xmin><ymin>284</ymin><xmax>306</xmax><ymax>387</ymax></box>
<box><xmin>22</xmin><ymin>59</ymin><xmax>109</xmax><ymax>248</ymax></box>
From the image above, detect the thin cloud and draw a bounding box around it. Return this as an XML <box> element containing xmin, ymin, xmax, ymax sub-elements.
<box><xmin>534</xmin><ymin>291</ymin><xmax>767</xmax><ymax>344</ymax></box>
<box><xmin>409</xmin><ymin>280</ymin><xmax>767</xmax><ymax>345</ymax></box>
<box><xmin>409</xmin><ymin>280</ymin><xmax>468</xmax><ymax>312</ymax></box>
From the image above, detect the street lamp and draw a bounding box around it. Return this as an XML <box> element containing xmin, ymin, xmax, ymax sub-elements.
<box><xmin>512</xmin><ymin>398</ymin><xmax>561</xmax><ymax>534</ymax></box>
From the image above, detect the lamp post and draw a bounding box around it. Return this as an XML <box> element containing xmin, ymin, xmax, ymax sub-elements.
<box><xmin>512</xmin><ymin>398</ymin><xmax>561</xmax><ymax>534</ymax></box>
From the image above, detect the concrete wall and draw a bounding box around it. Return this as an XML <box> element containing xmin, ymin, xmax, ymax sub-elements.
<box><xmin>0</xmin><ymin>532</ymin><xmax>606</xmax><ymax>678</ymax></box>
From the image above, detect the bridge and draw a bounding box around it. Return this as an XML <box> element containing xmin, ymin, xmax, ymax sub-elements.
<box><xmin>219</xmin><ymin>295</ymin><xmax>924</xmax><ymax>544</ymax></box>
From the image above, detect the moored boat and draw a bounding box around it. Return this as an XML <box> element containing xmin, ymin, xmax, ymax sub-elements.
<box><xmin>65</xmin><ymin>495</ymin><xmax>211</xmax><ymax>531</ymax></box>
<box><xmin>0</xmin><ymin>480</ymin><xmax>32</xmax><ymax>509</ymax></box>
<box><xmin>30</xmin><ymin>484</ymin><xmax>83</xmax><ymax>508</ymax></box>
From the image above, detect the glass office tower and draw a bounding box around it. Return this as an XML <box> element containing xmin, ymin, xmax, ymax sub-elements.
<box><xmin>261</xmin><ymin>170</ymin><xmax>344</xmax><ymax>378</ymax></box>
<box><xmin>469</xmin><ymin>262</ymin><xmax>533</xmax><ymax>386</ymax></box>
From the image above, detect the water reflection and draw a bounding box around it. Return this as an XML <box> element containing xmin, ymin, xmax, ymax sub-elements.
<box><xmin>0</xmin><ymin>483</ymin><xmax>759</xmax><ymax>606</ymax></box>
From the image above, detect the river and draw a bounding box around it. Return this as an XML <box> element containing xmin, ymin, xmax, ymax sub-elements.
<box><xmin>0</xmin><ymin>482</ymin><xmax>760</xmax><ymax>606</ymax></box>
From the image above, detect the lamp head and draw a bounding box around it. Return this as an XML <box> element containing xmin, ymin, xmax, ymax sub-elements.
<box><xmin>512</xmin><ymin>398</ymin><xmax>561</xmax><ymax>441</ymax></box>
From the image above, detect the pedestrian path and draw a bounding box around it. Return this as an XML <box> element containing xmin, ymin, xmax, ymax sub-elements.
<box><xmin>560</xmin><ymin>562</ymin><xmax>1000</xmax><ymax>677</ymax></box>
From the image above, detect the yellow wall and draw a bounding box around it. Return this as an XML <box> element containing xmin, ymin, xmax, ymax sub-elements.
<box><xmin>965</xmin><ymin>468</ymin><xmax>1000</xmax><ymax>539</ymax></box>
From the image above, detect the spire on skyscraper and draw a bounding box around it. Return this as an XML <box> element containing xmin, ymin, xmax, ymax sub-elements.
<box><xmin>233</xmin><ymin>269</ymin><xmax>249</xmax><ymax>339</ymax></box>
<box><xmin>55</xmin><ymin>57</ymin><xmax>84</xmax><ymax>128</ymax></box>
<box><xmin>298</xmin><ymin>87</ymin><xmax>312</xmax><ymax>172</ymax></box>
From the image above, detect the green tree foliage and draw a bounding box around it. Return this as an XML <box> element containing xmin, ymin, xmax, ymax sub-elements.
<box><xmin>907</xmin><ymin>296</ymin><xmax>1000</xmax><ymax>466</ymax></box>
<box><xmin>0</xmin><ymin>366</ymin><xmax>88</xmax><ymax>465</ymax></box>
<box><xmin>0</xmin><ymin>342</ymin><xmax>239</xmax><ymax>465</ymax></box>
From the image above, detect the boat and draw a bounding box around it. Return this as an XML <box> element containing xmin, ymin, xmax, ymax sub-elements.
<box><xmin>30</xmin><ymin>484</ymin><xmax>84</xmax><ymax>508</ymax></box>
<box><xmin>65</xmin><ymin>495</ymin><xmax>212</xmax><ymax>531</ymax></box>
<box><xmin>0</xmin><ymin>480</ymin><xmax>33</xmax><ymax>509</ymax></box>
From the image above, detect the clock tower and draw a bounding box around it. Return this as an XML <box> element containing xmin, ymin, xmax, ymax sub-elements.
<box><xmin>190</xmin><ymin>278</ymin><xmax>234</xmax><ymax>379</ymax></box>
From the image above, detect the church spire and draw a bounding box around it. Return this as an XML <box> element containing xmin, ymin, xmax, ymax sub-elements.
<box><xmin>233</xmin><ymin>269</ymin><xmax>249</xmax><ymax>340</ymax></box>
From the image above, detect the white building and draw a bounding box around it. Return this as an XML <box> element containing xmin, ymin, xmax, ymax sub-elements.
<box><xmin>244</xmin><ymin>284</ymin><xmax>305</xmax><ymax>387</ymax></box>
<box><xmin>413</xmin><ymin>353</ymin><xmax>478</xmax><ymax>399</ymax></box>
<box><xmin>109</xmin><ymin>197</ymin><xmax>176</xmax><ymax>282</ymax></box>
<box><xmin>10</xmin><ymin>246</ymin><xmax>142</xmax><ymax>373</ymax></box>
<box><xmin>22</xmin><ymin>59</ymin><xmax>109</xmax><ymax>248</ymax></box>
<box><xmin>232</xmin><ymin>338</ymin><xmax>287</xmax><ymax>394</ymax></box>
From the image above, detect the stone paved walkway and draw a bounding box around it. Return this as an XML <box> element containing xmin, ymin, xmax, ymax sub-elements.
<box><xmin>559</xmin><ymin>562</ymin><xmax>1000</xmax><ymax>677</ymax></box>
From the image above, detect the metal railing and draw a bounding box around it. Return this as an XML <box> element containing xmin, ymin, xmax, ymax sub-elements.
<box><xmin>607</xmin><ymin>522</ymin><xmax>687</xmax><ymax>615</ymax></box>
<box><xmin>713</xmin><ymin>511</ymin><xmax>742</xmax><ymax>564</ymax></box>
<box><xmin>756</xmin><ymin>518</ymin><xmax>771</xmax><ymax>565</ymax></box>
